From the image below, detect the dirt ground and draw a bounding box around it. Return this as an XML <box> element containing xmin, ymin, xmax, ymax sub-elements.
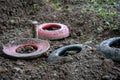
<box><xmin>0</xmin><ymin>0</ymin><xmax>120</xmax><ymax>80</ymax></box>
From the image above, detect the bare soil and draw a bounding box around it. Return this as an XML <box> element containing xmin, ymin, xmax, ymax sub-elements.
<box><xmin>0</xmin><ymin>0</ymin><xmax>120</xmax><ymax>80</ymax></box>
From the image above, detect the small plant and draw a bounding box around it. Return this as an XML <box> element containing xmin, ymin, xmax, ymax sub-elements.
<box><xmin>104</xmin><ymin>0</ymin><xmax>117</xmax><ymax>6</ymax></box>
<box><xmin>63</xmin><ymin>6</ymin><xmax>72</xmax><ymax>11</ymax></box>
<box><xmin>84</xmin><ymin>0</ymin><xmax>91</xmax><ymax>2</ymax></box>
<box><xmin>81</xmin><ymin>7</ymin><xmax>87</xmax><ymax>14</ymax></box>
<box><xmin>84</xmin><ymin>40</ymin><xmax>93</xmax><ymax>45</ymax></box>
<box><xmin>93</xmin><ymin>1</ymin><xmax>99</xmax><ymax>8</ymax></box>
<box><xmin>75</xmin><ymin>0</ymin><xmax>91</xmax><ymax>2</ymax></box>
<box><xmin>98</xmin><ymin>7</ymin><xmax>117</xmax><ymax>20</ymax></box>
<box><xmin>33</xmin><ymin>4</ymin><xmax>41</xmax><ymax>11</ymax></box>
<box><xmin>52</xmin><ymin>2</ymin><xmax>61</xmax><ymax>11</ymax></box>
<box><xmin>80</xmin><ymin>34</ymin><xmax>87</xmax><ymax>41</ymax></box>
<box><xmin>97</xmin><ymin>26</ymin><xmax>104</xmax><ymax>33</ymax></box>
<box><xmin>45</xmin><ymin>0</ymin><xmax>50</xmax><ymax>3</ymax></box>
<box><xmin>109</xmin><ymin>25</ymin><xmax>119</xmax><ymax>31</ymax></box>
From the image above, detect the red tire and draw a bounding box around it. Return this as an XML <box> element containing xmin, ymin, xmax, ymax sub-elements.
<box><xmin>37</xmin><ymin>23</ymin><xmax>70</xmax><ymax>40</ymax></box>
<box><xmin>2</xmin><ymin>38</ymin><xmax>50</xmax><ymax>59</ymax></box>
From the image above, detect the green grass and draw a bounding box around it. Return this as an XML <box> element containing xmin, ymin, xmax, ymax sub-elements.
<box><xmin>52</xmin><ymin>2</ymin><xmax>61</xmax><ymax>11</ymax></box>
<box><xmin>33</xmin><ymin>4</ymin><xmax>41</xmax><ymax>11</ymax></box>
<box><xmin>45</xmin><ymin>0</ymin><xmax>119</xmax><ymax>31</ymax></box>
<box><xmin>79</xmin><ymin>0</ymin><xmax>119</xmax><ymax>31</ymax></box>
<box><xmin>98</xmin><ymin>7</ymin><xmax>117</xmax><ymax>20</ymax></box>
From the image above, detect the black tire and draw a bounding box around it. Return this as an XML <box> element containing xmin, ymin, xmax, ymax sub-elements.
<box><xmin>97</xmin><ymin>37</ymin><xmax>120</xmax><ymax>61</ymax></box>
<box><xmin>48</xmin><ymin>44</ymin><xmax>83</xmax><ymax>63</ymax></box>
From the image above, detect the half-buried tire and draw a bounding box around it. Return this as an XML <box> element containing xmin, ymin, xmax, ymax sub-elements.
<box><xmin>2</xmin><ymin>38</ymin><xmax>50</xmax><ymax>59</ymax></box>
<box><xmin>37</xmin><ymin>23</ymin><xmax>70</xmax><ymax>40</ymax></box>
<box><xmin>97</xmin><ymin>37</ymin><xmax>120</xmax><ymax>61</ymax></box>
<box><xmin>48</xmin><ymin>44</ymin><xmax>83</xmax><ymax>63</ymax></box>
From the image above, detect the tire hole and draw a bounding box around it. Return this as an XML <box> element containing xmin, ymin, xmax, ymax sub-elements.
<box><xmin>16</xmin><ymin>44</ymin><xmax>38</xmax><ymax>53</ymax></box>
<box><xmin>60</xmin><ymin>51</ymin><xmax>80</xmax><ymax>56</ymax></box>
<box><xmin>43</xmin><ymin>24</ymin><xmax>61</xmax><ymax>31</ymax></box>
<box><xmin>110</xmin><ymin>39</ymin><xmax>120</xmax><ymax>48</ymax></box>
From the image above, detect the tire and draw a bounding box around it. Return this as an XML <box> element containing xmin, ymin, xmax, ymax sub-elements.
<box><xmin>2</xmin><ymin>38</ymin><xmax>50</xmax><ymax>59</ymax></box>
<box><xmin>37</xmin><ymin>23</ymin><xmax>69</xmax><ymax>40</ymax></box>
<box><xmin>48</xmin><ymin>44</ymin><xmax>83</xmax><ymax>63</ymax></box>
<box><xmin>97</xmin><ymin>37</ymin><xmax>120</xmax><ymax>61</ymax></box>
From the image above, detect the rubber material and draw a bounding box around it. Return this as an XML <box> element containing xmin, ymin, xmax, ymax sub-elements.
<box><xmin>37</xmin><ymin>23</ymin><xmax>69</xmax><ymax>40</ymax></box>
<box><xmin>97</xmin><ymin>37</ymin><xmax>120</xmax><ymax>61</ymax></box>
<box><xmin>48</xmin><ymin>44</ymin><xmax>83</xmax><ymax>63</ymax></box>
<box><xmin>2</xmin><ymin>38</ymin><xmax>50</xmax><ymax>59</ymax></box>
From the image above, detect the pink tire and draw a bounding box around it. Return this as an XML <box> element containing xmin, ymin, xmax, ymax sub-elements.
<box><xmin>2</xmin><ymin>38</ymin><xmax>50</xmax><ymax>59</ymax></box>
<box><xmin>37</xmin><ymin>23</ymin><xmax>70</xmax><ymax>40</ymax></box>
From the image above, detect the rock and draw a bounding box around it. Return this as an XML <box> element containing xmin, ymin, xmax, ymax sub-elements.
<box><xmin>61</xmin><ymin>56</ymin><xmax>74</xmax><ymax>63</ymax></box>
<box><xmin>15</xmin><ymin>61</ymin><xmax>25</xmax><ymax>66</ymax></box>
<box><xmin>9</xmin><ymin>19</ymin><xmax>15</xmax><ymax>24</ymax></box>
<box><xmin>0</xmin><ymin>66</ymin><xmax>8</xmax><ymax>73</ymax></box>
<box><xmin>103</xmin><ymin>59</ymin><xmax>114</xmax><ymax>67</ymax></box>
<box><xmin>102</xmin><ymin>75</ymin><xmax>112</xmax><ymax>80</ymax></box>
<box><xmin>31</xmin><ymin>21</ymin><xmax>38</xmax><ymax>25</ymax></box>
<box><xmin>13</xmin><ymin>67</ymin><xmax>23</xmax><ymax>73</ymax></box>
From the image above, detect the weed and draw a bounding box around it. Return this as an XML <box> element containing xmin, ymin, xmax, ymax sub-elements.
<box><xmin>84</xmin><ymin>40</ymin><xmax>93</xmax><ymax>45</ymax></box>
<box><xmin>109</xmin><ymin>25</ymin><xmax>119</xmax><ymax>30</ymax></box>
<box><xmin>80</xmin><ymin>34</ymin><xmax>87</xmax><ymax>41</ymax></box>
<box><xmin>81</xmin><ymin>7</ymin><xmax>87</xmax><ymax>14</ymax></box>
<box><xmin>33</xmin><ymin>4</ymin><xmax>41</xmax><ymax>11</ymax></box>
<box><xmin>79</xmin><ymin>0</ymin><xmax>119</xmax><ymax>31</ymax></box>
<box><xmin>93</xmin><ymin>1</ymin><xmax>99</xmax><ymax>8</ymax></box>
<box><xmin>52</xmin><ymin>2</ymin><xmax>61</xmax><ymax>11</ymax></box>
<box><xmin>97</xmin><ymin>26</ymin><xmax>104</xmax><ymax>33</ymax></box>
<box><xmin>45</xmin><ymin>0</ymin><xmax>50</xmax><ymax>3</ymax></box>
<box><xmin>75</xmin><ymin>0</ymin><xmax>91</xmax><ymax>2</ymax></box>
<box><xmin>63</xmin><ymin>6</ymin><xmax>72</xmax><ymax>11</ymax></box>
<box><xmin>98</xmin><ymin>7</ymin><xmax>117</xmax><ymax>20</ymax></box>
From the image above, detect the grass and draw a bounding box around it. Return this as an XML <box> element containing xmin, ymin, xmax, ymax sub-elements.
<box><xmin>97</xmin><ymin>26</ymin><xmax>104</xmax><ymax>33</ymax></box>
<box><xmin>98</xmin><ymin>7</ymin><xmax>117</xmax><ymax>20</ymax></box>
<box><xmin>33</xmin><ymin>4</ymin><xmax>41</xmax><ymax>11</ymax></box>
<box><xmin>45</xmin><ymin>0</ymin><xmax>119</xmax><ymax>31</ymax></box>
<box><xmin>52</xmin><ymin>2</ymin><xmax>61</xmax><ymax>11</ymax></box>
<box><xmin>79</xmin><ymin>0</ymin><xmax>119</xmax><ymax>31</ymax></box>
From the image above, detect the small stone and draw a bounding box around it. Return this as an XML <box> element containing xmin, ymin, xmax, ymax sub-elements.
<box><xmin>14</xmin><ymin>67</ymin><xmax>21</xmax><ymax>71</ymax></box>
<box><xmin>31</xmin><ymin>21</ymin><xmax>38</xmax><ymax>25</ymax></box>
<box><xmin>84</xmin><ymin>41</ymin><xmax>93</xmax><ymax>45</ymax></box>
<box><xmin>0</xmin><ymin>66</ymin><xmax>8</xmax><ymax>73</ymax></box>
<box><xmin>103</xmin><ymin>59</ymin><xmax>114</xmax><ymax>66</ymax></box>
<box><xmin>86</xmin><ymin>64</ymin><xmax>90</xmax><ymax>68</ymax></box>
<box><xmin>16</xmin><ymin>62</ymin><xmax>24</xmax><ymax>66</ymax></box>
<box><xmin>13</xmin><ymin>67</ymin><xmax>23</xmax><ymax>73</ymax></box>
<box><xmin>10</xmin><ymin>19</ymin><xmax>15</xmax><ymax>24</ymax></box>
<box><xmin>61</xmin><ymin>57</ymin><xmax>73</xmax><ymax>63</ymax></box>
<box><xmin>102</xmin><ymin>75</ymin><xmax>112</xmax><ymax>80</ymax></box>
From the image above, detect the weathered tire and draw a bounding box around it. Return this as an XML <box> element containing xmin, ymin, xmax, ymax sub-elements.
<box><xmin>2</xmin><ymin>38</ymin><xmax>50</xmax><ymax>59</ymax></box>
<box><xmin>48</xmin><ymin>44</ymin><xmax>83</xmax><ymax>63</ymax></box>
<box><xmin>97</xmin><ymin>37</ymin><xmax>120</xmax><ymax>61</ymax></box>
<box><xmin>37</xmin><ymin>23</ymin><xmax>70</xmax><ymax>40</ymax></box>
